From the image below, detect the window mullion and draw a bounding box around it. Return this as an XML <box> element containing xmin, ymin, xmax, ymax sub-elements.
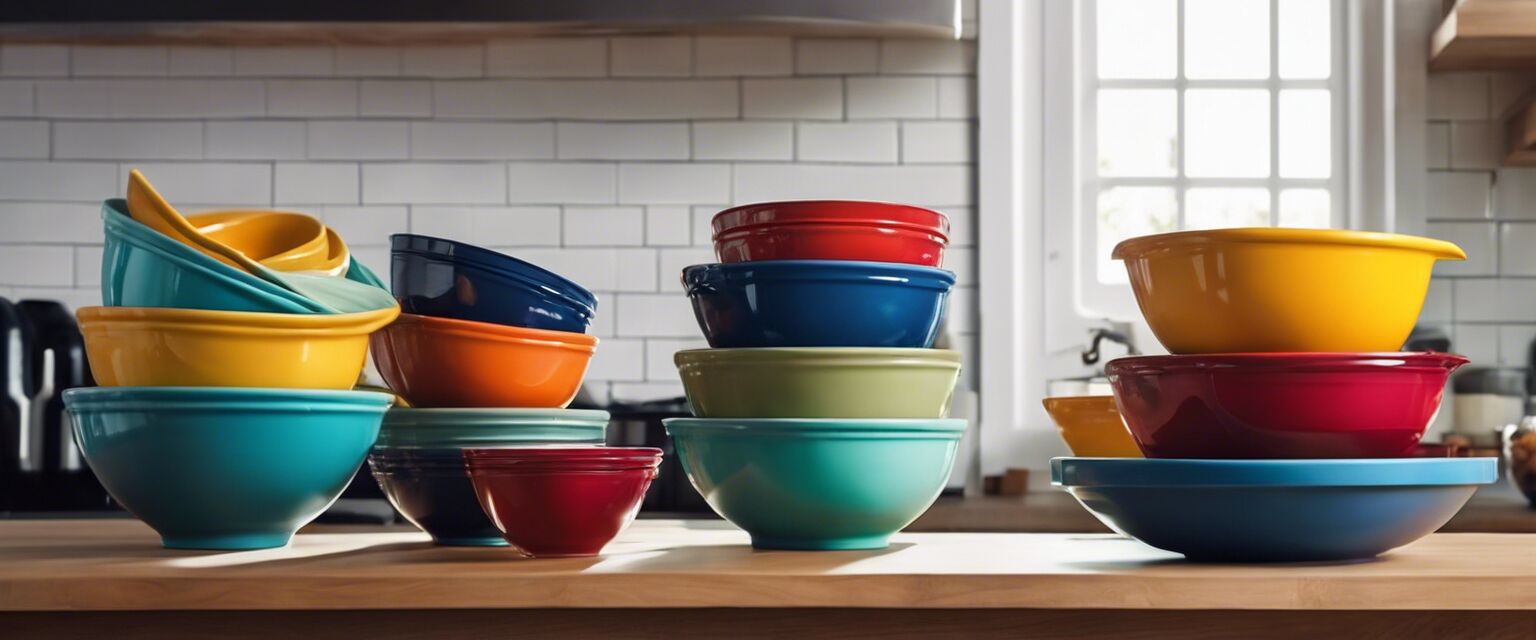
<box><xmin>1176</xmin><ymin>0</ymin><xmax>1187</xmax><ymax>229</ymax></box>
<box><xmin>1269</xmin><ymin>0</ymin><xmax>1281</xmax><ymax>226</ymax></box>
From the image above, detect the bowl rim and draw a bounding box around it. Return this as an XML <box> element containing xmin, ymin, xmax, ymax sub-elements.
<box><xmin>1105</xmin><ymin>352</ymin><xmax>1470</xmax><ymax>374</ymax></box>
<box><xmin>1110</xmin><ymin>227</ymin><xmax>1466</xmax><ymax>261</ymax></box>
<box><xmin>682</xmin><ymin>260</ymin><xmax>956</xmax><ymax>288</ymax></box>
<box><xmin>389</xmin><ymin>312</ymin><xmax>598</xmax><ymax>350</ymax></box>
<box><xmin>77</xmin><ymin>305</ymin><xmax>400</xmax><ymax>334</ymax></box>
<box><xmin>382</xmin><ymin>407</ymin><xmax>611</xmax><ymax>425</ymax></box>
<box><xmin>674</xmin><ymin>347</ymin><xmax>961</xmax><ymax>367</ymax></box>
<box><xmin>62</xmin><ymin>386</ymin><xmax>396</xmax><ymax>410</ymax></box>
<box><xmin>711</xmin><ymin>200</ymin><xmax>950</xmax><ymax>238</ymax></box>
<box><xmin>390</xmin><ymin>233</ymin><xmax>598</xmax><ymax>309</ymax></box>
<box><xmin>1050</xmin><ymin>457</ymin><xmax>1498</xmax><ymax>488</ymax></box>
<box><xmin>664</xmin><ymin>417</ymin><xmax>966</xmax><ymax>434</ymax></box>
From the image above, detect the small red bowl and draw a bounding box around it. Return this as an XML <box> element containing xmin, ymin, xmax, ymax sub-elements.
<box><xmin>712</xmin><ymin>200</ymin><xmax>949</xmax><ymax>266</ymax></box>
<box><xmin>1107</xmin><ymin>352</ymin><xmax>1467</xmax><ymax>459</ymax></box>
<box><xmin>464</xmin><ymin>447</ymin><xmax>662</xmax><ymax>557</ymax></box>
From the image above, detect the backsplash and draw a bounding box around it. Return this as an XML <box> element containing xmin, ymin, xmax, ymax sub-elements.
<box><xmin>0</xmin><ymin>36</ymin><xmax>978</xmax><ymax>403</ymax></box>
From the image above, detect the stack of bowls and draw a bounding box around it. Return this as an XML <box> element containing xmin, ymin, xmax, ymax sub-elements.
<box><xmin>666</xmin><ymin>201</ymin><xmax>966</xmax><ymax>551</ymax></box>
<box><xmin>1053</xmin><ymin>228</ymin><xmax>1500</xmax><ymax>562</ymax></box>
<box><xmin>370</xmin><ymin>234</ymin><xmax>659</xmax><ymax>557</ymax></box>
<box><xmin>64</xmin><ymin>193</ymin><xmax>399</xmax><ymax>550</ymax></box>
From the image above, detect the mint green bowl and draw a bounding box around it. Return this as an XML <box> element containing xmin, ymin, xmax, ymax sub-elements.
<box><xmin>664</xmin><ymin>417</ymin><xmax>965</xmax><ymax>550</ymax></box>
<box><xmin>375</xmin><ymin>408</ymin><xmax>610</xmax><ymax>449</ymax></box>
<box><xmin>674</xmin><ymin>348</ymin><xmax>961</xmax><ymax>418</ymax></box>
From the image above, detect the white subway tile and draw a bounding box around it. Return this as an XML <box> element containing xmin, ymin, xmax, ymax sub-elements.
<box><xmin>1420</xmin><ymin>277</ymin><xmax>1452</xmax><ymax>324</ymax></box>
<box><xmin>848</xmin><ymin>77</ymin><xmax>937</xmax><ymax>119</ymax></box>
<box><xmin>644</xmin><ymin>338</ymin><xmax>709</xmax><ymax>380</ymax></box>
<box><xmin>1427</xmin><ymin>222</ymin><xmax>1496</xmax><ymax>277</ymax></box>
<box><xmin>0</xmin><ymin>202</ymin><xmax>103</xmax><ymax>243</ymax></box>
<box><xmin>742</xmin><ymin>78</ymin><xmax>842</xmax><ymax>119</ymax></box>
<box><xmin>74</xmin><ymin>246</ymin><xmax>103</xmax><ymax>287</ymax></box>
<box><xmin>121</xmin><ymin>163</ymin><xmax>272</xmax><ymax>206</ymax></box>
<box><xmin>1452</xmin><ymin>324</ymin><xmax>1499</xmax><ymax>366</ymax></box>
<box><xmin>1450</xmin><ymin>121</ymin><xmax>1498</xmax><ymax>170</ymax></box>
<box><xmin>308</xmin><ymin>121</ymin><xmax>409</xmax><ymax>160</ymax></box>
<box><xmin>692</xmin><ymin>122</ymin><xmax>793</xmax><ymax>161</ymax></box>
<box><xmin>614</xmin><ymin>293</ymin><xmax>702</xmax><ymax>338</ymax></box>
<box><xmin>234</xmin><ymin>47</ymin><xmax>334</xmax><ymax>76</ymax></box>
<box><xmin>500</xmin><ymin>248</ymin><xmax>618</xmax><ymax>292</ymax></box>
<box><xmin>33</xmin><ymin>82</ymin><xmax>106</xmax><ymax>117</ymax></box>
<box><xmin>350</xmin><ymin>246</ymin><xmax>390</xmax><ymax>278</ymax></box>
<box><xmin>0</xmin><ymin>162</ymin><xmax>116</xmax><ymax>202</ymax></box>
<box><xmin>167</xmin><ymin>47</ymin><xmax>234</xmax><ymax>76</ymax></box>
<box><xmin>691</xmin><ymin>205</ymin><xmax>724</xmax><ymax>245</ymax></box>
<box><xmin>410</xmin><ymin>206</ymin><xmax>561</xmax><ymax>246</ymax></box>
<box><xmin>435</xmin><ymin>80</ymin><xmax>738</xmax><ymax>119</ymax></box>
<box><xmin>902</xmin><ymin>121</ymin><xmax>974</xmax><ymax>163</ymax></box>
<box><xmin>618</xmin><ymin>163</ymin><xmax>731</xmax><ymax>204</ymax></box>
<box><xmin>563</xmin><ymin>206</ymin><xmax>644</xmax><ymax>246</ymax></box>
<box><xmin>72</xmin><ymin>47</ymin><xmax>167</xmax><ymax>77</ymax></box>
<box><xmin>507</xmin><ymin>163</ymin><xmax>616</xmax><ymax>204</ymax></box>
<box><xmin>695</xmin><ymin>37</ymin><xmax>793</xmax><ymax>77</ymax></box>
<box><xmin>615</xmin><ymin>248</ymin><xmax>659</xmax><ymax>292</ymax></box>
<box><xmin>1425</xmin><ymin>171</ymin><xmax>1490</xmax><ymax>219</ymax></box>
<box><xmin>939</xmin><ymin>206</ymin><xmax>974</xmax><ymax>246</ymax></box>
<box><xmin>735</xmin><ymin>164</ymin><xmax>971</xmax><ymax>206</ymax></box>
<box><xmin>0</xmin><ymin>81</ymin><xmax>33</xmax><ymax>116</ymax></box>
<box><xmin>38</xmin><ymin>80</ymin><xmax>266</xmax><ymax>119</ymax></box>
<box><xmin>206</xmin><ymin>121</ymin><xmax>307</xmax><ymax>160</ymax></box>
<box><xmin>1427</xmin><ymin>73</ymin><xmax>1488</xmax><ymax>121</ymax></box>
<box><xmin>1426</xmin><ymin>122</ymin><xmax>1451</xmax><ymax>170</ymax></box>
<box><xmin>360</xmin><ymin>80</ymin><xmax>432</xmax><ymax>117</ymax></box>
<box><xmin>274</xmin><ymin>163</ymin><xmax>360</xmax><ymax>205</ymax></box>
<box><xmin>1454</xmin><ymin>278</ymin><xmax>1536</xmax><ymax>323</ymax></box>
<box><xmin>557</xmin><ymin>123</ymin><xmax>689</xmax><ymax>160</ymax></box>
<box><xmin>795</xmin><ymin>39</ymin><xmax>879</xmax><ymax>75</ymax></box>
<box><xmin>947</xmin><ymin>286</ymin><xmax>977</xmax><ymax>334</ymax></box>
<box><xmin>411</xmin><ymin>122</ymin><xmax>553</xmax><ymax>160</ymax></box>
<box><xmin>54</xmin><ymin>121</ymin><xmax>202</xmax><ymax>160</ymax></box>
<box><xmin>658</xmin><ymin>247</ymin><xmax>714</xmax><ymax>292</ymax></box>
<box><xmin>586</xmin><ymin>338</ymin><xmax>645</xmax><ymax>381</ymax></box>
<box><xmin>609</xmin><ymin>381</ymin><xmax>685</xmax><ymax>402</ymax></box>
<box><xmin>0</xmin><ymin>121</ymin><xmax>47</xmax><ymax>159</ymax></box>
<box><xmin>880</xmin><ymin>39</ymin><xmax>976</xmax><ymax>74</ymax></box>
<box><xmin>1497</xmin><ymin>325</ymin><xmax>1536</xmax><ymax>367</ymax></box>
<box><xmin>645</xmin><ymin>206</ymin><xmax>692</xmax><ymax>246</ymax></box>
<box><xmin>400</xmin><ymin>46</ymin><xmax>484</xmax><ymax>78</ymax></box>
<box><xmin>1</xmin><ymin>46</ymin><xmax>69</xmax><ymax>77</ymax></box>
<box><xmin>937</xmin><ymin>77</ymin><xmax>976</xmax><ymax>119</ymax></box>
<box><xmin>318</xmin><ymin>205</ymin><xmax>408</xmax><ymax>247</ymax></box>
<box><xmin>610</xmin><ymin>37</ymin><xmax>692</xmax><ymax>77</ymax></box>
<box><xmin>1494</xmin><ymin>168</ymin><xmax>1536</xmax><ymax>219</ymax></box>
<box><xmin>0</xmin><ymin>246</ymin><xmax>72</xmax><ymax>286</ymax></box>
<box><xmin>335</xmin><ymin>47</ymin><xmax>401</xmax><ymax>77</ymax></box>
<box><xmin>7</xmin><ymin>286</ymin><xmax>100</xmax><ymax>310</ymax></box>
<box><xmin>268</xmin><ymin>80</ymin><xmax>357</xmax><ymax>117</ymax></box>
<box><xmin>797</xmin><ymin>122</ymin><xmax>897</xmax><ymax>163</ymax></box>
<box><xmin>1493</xmin><ymin>73</ymin><xmax>1536</xmax><ymax>117</ymax></box>
<box><xmin>487</xmin><ymin>39</ymin><xmax>607</xmax><ymax>77</ymax></box>
<box><xmin>945</xmin><ymin>247</ymin><xmax>977</xmax><ymax>285</ymax></box>
<box><xmin>363</xmin><ymin>163</ymin><xmax>505</xmax><ymax>204</ymax></box>
<box><xmin>1499</xmin><ymin>223</ymin><xmax>1536</xmax><ymax>275</ymax></box>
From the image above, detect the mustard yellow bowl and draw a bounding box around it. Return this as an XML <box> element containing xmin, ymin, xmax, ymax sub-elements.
<box><xmin>1042</xmin><ymin>396</ymin><xmax>1142</xmax><ymax>458</ymax></box>
<box><xmin>78</xmin><ymin>305</ymin><xmax>399</xmax><ymax>389</ymax></box>
<box><xmin>1112</xmin><ymin>228</ymin><xmax>1465</xmax><ymax>354</ymax></box>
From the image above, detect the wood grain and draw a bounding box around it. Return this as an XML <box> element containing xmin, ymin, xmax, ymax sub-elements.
<box><xmin>1430</xmin><ymin>0</ymin><xmax>1536</xmax><ymax>70</ymax></box>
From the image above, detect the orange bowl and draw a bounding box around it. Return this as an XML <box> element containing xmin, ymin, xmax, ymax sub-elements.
<box><xmin>371</xmin><ymin>313</ymin><xmax>597</xmax><ymax>408</ymax></box>
<box><xmin>1041</xmin><ymin>396</ymin><xmax>1142</xmax><ymax>458</ymax></box>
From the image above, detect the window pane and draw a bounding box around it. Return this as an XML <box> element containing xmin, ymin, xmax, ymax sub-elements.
<box><xmin>1186</xmin><ymin>0</ymin><xmax>1270</xmax><ymax>79</ymax></box>
<box><xmin>1098</xmin><ymin>187</ymin><xmax>1177</xmax><ymax>284</ymax></box>
<box><xmin>1279</xmin><ymin>0</ymin><xmax>1331</xmax><ymax>79</ymax></box>
<box><xmin>1185</xmin><ymin>90</ymin><xmax>1270</xmax><ymax>178</ymax></box>
<box><xmin>1098</xmin><ymin>0</ymin><xmax>1177</xmax><ymax>79</ymax></box>
<box><xmin>1098</xmin><ymin>89</ymin><xmax>1178</xmax><ymax>177</ymax></box>
<box><xmin>1280</xmin><ymin>89</ymin><xmax>1331</xmax><ymax>178</ymax></box>
<box><xmin>1186</xmin><ymin>188</ymin><xmax>1271</xmax><ymax>229</ymax></box>
<box><xmin>1279</xmin><ymin>189</ymin><xmax>1331</xmax><ymax>227</ymax></box>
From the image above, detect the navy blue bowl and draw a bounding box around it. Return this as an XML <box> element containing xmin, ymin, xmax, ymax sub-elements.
<box><xmin>369</xmin><ymin>448</ymin><xmax>505</xmax><ymax>546</ymax></box>
<box><xmin>1052</xmin><ymin>457</ymin><xmax>1496</xmax><ymax>563</ymax></box>
<box><xmin>682</xmin><ymin>260</ymin><xmax>955</xmax><ymax>348</ymax></box>
<box><xmin>390</xmin><ymin>233</ymin><xmax>597</xmax><ymax>333</ymax></box>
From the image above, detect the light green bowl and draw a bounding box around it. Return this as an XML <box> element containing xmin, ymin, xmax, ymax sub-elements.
<box><xmin>665</xmin><ymin>417</ymin><xmax>965</xmax><ymax>550</ymax></box>
<box><xmin>674</xmin><ymin>348</ymin><xmax>961</xmax><ymax>418</ymax></box>
<box><xmin>375</xmin><ymin>408</ymin><xmax>610</xmax><ymax>449</ymax></box>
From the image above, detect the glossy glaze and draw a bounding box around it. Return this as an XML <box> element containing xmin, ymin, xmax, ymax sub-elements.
<box><xmin>1041</xmin><ymin>396</ymin><xmax>1142</xmax><ymax>458</ymax></box>
<box><xmin>371</xmin><ymin>313</ymin><xmax>596</xmax><ymax>408</ymax></box>
<box><xmin>675</xmin><ymin>348</ymin><xmax>960</xmax><ymax>418</ymax></box>
<box><xmin>1107</xmin><ymin>352</ymin><xmax>1467</xmax><ymax>459</ymax></box>
<box><xmin>63</xmin><ymin>386</ymin><xmax>391</xmax><ymax>550</ymax></box>
<box><xmin>665</xmin><ymin>418</ymin><xmax>963</xmax><ymax>550</ymax></box>
<box><xmin>391</xmin><ymin>233</ymin><xmax>596</xmax><ymax>333</ymax></box>
<box><xmin>711</xmin><ymin>200</ymin><xmax>949</xmax><ymax>266</ymax></box>
<box><xmin>1052</xmin><ymin>457</ymin><xmax>1496</xmax><ymax>562</ymax></box>
<box><xmin>369</xmin><ymin>449</ymin><xmax>506</xmax><ymax>546</ymax></box>
<box><xmin>78</xmin><ymin>305</ymin><xmax>399</xmax><ymax>389</ymax></box>
<box><xmin>1111</xmin><ymin>228</ymin><xmax>1465</xmax><ymax>353</ymax></box>
<box><xmin>189</xmin><ymin>209</ymin><xmax>349</xmax><ymax>276</ymax></box>
<box><xmin>376</xmin><ymin>408</ymin><xmax>610</xmax><ymax>449</ymax></box>
<box><xmin>682</xmin><ymin>260</ymin><xmax>954</xmax><ymax>348</ymax></box>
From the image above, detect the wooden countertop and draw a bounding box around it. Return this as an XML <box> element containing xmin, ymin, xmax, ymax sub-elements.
<box><xmin>4</xmin><ymin>519</ymin><xmax>1536</xmax><ymax>613</ymax></box>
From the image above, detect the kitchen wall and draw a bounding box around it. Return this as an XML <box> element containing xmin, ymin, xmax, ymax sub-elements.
<box><xmin>0</xmin><ymin>33</ymin><xmax>978</xmax><ymax>403</ymax></box>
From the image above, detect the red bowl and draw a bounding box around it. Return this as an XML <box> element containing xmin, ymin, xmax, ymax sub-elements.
<box><xmin>464</xmin><ymin>447</ymin><xmax>662</xmax><ymax>557</ymax></box>
<box><xmin>712</xmin><ymin>200</ymin><xmax>949</xmax><ymax>266</ymax></box>
<box><xmin>1106</xmin><ymin>352</ymin><xmax>1467</xmax><ymax>459</ymax></box>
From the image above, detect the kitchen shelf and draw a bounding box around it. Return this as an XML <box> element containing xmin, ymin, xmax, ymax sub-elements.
<box><xmin>1430</xmin><ymin>0</ymin><xmax>1536</xmax><ymax>70</ymax></box>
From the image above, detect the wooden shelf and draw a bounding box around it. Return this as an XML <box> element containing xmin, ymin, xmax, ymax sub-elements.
<box><xmin>1430</xmin><ymin>0</ymin><xmax>1536</xmax><ymax>70</ymax></box>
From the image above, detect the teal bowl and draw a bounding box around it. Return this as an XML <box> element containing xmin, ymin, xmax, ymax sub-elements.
<box><xmin>664</xmin><ymin>417</ymin><xmax>964</xmax><ymax>550</ymax></box>
<box><xmin>374</xmin><ymin>407</ymin><xmax>610</xmax><ymax>449</ymax></box>
<box><xmin>63</xmin><ymin>386</ymin><xmax>392</xmax><ymax>550</ymax></box>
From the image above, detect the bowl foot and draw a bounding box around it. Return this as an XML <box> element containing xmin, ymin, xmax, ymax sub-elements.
<box><xmin>751</xmin><ymin>534</ymin><xmax>890</xmax><ymax>551</ymax></box>
<box><xmin>433</xmin><ymin>536</ymin><xmax>509</xmax><ymax>547</ymax></box>
<box><xmin>160</xmin><ymin>532</ymin><xmax>293</xmax><ymax>550</ymax></box>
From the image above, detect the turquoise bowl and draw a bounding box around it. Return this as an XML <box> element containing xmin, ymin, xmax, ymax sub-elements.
<box><xmin>664</xmin><ymin>417</ymin><xmax>964</xmax><ymax>550</ymax></box>
<box><xmin>374</xmin><ymin>407</ymin><xmax>610</xmax><ymax>449</ymax></box>
<box><xmin>64</xmin><ymin>386</ymin><xmax>392</xmax><ymax>550</ymax></box>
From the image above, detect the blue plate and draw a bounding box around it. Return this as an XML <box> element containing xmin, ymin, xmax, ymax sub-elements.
<box><xmin>390</xmin><ymin>233</ymin><xmax>596</xmax><ymax>333</ymax></box>
<box><xmin>682</xmin><ymin>260</ymin><xmax>954</xmax><ymax>348</ymax></box>
<box><xmin>1052</xmin><ymin>457</ymin><xmax>1497</xmax><ymax>563</ymax></box>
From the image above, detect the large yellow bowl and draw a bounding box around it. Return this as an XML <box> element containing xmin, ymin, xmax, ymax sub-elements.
<box><xmin>1042</xmin><ymin>396</ymin><xmax>1142</xmax><ymax>458</ymax></box>
<box><xmin>78</xmin><ymin>305</ymin><xmax>399</xmax><ymax>389</ymax></box>
<box><xmin>1112</xmin><ymin>228</ymin><xmax>1465</xmax><ymax>354</ymax></box>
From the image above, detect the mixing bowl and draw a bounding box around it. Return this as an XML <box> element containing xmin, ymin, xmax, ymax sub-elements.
<box><xmin>78</xmin><ymin>305</ymin><xmax>399</xmax><ymax>389</ymax></box>
<box><xmin>190</xmin><ymin>209</ymin><xmax>349</xmax><ymax>276</ymax></box>
<box><xmin>665</xmin><ymin>417</ymin><xmax>964</xmax><ymax>550</ymax></box>
<box><xmin>682</xmin><ymin>260</ymin><xmax>954</xmax><ymax>348</ymax></box>
<box><xmin>1107</xmin><ymin>352</ymin><xmax>1467</xmax><ymax>459</ymax></box>
<box><xmin>63</xmin><ymin>386</ymin><xmax>391</xmax><ymax>549</ymax></box>
<box><xmin>1052</xmin><ymin>457</ymin><xmax>1496</xmax><ymax>562</ymax></box>
<box><xmin>375</xmin><ymin>407</ymin><xmax>610</xmax><ymax>449</ymax></box>
<box><xmin>371</xmin><ymin>313</ymin><xmax>596</xmax><ymax>408</ymax></box>
<box><xmin>712</xmin><ymin>200</ymin><xmax>950</xmax><ymax>266</ymax></box>
<box><xmin>675</xmin><ymin>348</ymin><xmax>960</xmax><ymax>418</ymax></box>
<box><xmin>1041</xmin><ymin>396</ymin><xmax>1141</xmax><ymax>458</ymax></box>
<box><xmin>370</xmin><ymin>449</ymin><xmax>505</xmax><ymax>546</ymax></box>
<box><xmin>1112</xmin><ymin>228</ymin><xmax>1465</xmax><ymax>353</ymax></box>
<box><xmin>464</xmin><ymin>447</ymin><xmax>662</xmax><ymax>557</ymax></box>
<box><xmin>391</xmin><ymin>233</ymin><xmax>597</xmax><ymax>333</ymax></box>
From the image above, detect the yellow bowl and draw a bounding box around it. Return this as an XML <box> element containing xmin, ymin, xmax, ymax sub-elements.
<box><xmin>1111</xmin><ymin>228</ymin><xmax>1465</xmax><ymax>354</ymax></box>
<box><xmin>189</xmin><ymin>210</ymin><xmax>350</xmax><ymax>277</ymax></box>
<box><xmin>1042</xmin><ymin>396</ymin><xmax>1142</xmax><ymax>458</ymax></box>
<box><xmin>78</xmin><ymin>305</ymin><xmax>399</xmax><ymax>389</ymax></box>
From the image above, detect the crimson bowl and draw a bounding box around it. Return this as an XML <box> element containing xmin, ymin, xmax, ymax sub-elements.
<box><xmin>712</xmin><ymin>200</ymin><xmax>949</xmax><ymax>267</ymax></box>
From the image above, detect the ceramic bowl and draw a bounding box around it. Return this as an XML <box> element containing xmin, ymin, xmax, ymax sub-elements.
<box><xmin>1107</xmin><ymin>352</ymin><xmax>1468</xmax><ymax>459</ymax></box>
<box><xmin>189</xmin><ymin>209</ymin><xmax>349</xmax><ymax>276</ymax></box>
<box><xmin>63</xmin><ymin>386</ymin><xmax>391</xmax><ymax>550</ymax></box>
<box><xmin>78</xmin><ymin>305</ymin><xmax>399</xmax><ymax>389</ymax></box>
<box><xmin>1041</xmin><ymin>396</ymin><xmax>1141</xmax><ymax>458</ymax></box>
<box><xmin>675</xmin><ymin>348</ymin><xmax>961</xmax><ymax>418</ymax></box>
<box><xmin>390</xmin><ymin>233</ymin><xmax>597</xmax><ymax>333</ymax></box>
<box><xmin>369</xmin><ymin>449</ymin><xmax>505</xmax><ymax>547</ymax></box>
<box><xmin>1052</xmin><ymin>457</ymin><xmax>1496</xmax><ymax>562</ymax></box>
<box><xmin>464</xmin><ymin>447</ymin><xmax>662</xmax><ymax>557</ymax></box>
<box><xmin>1112</xmin><ymin>228</ymin><xmax>1464</xmax><ymax>353</ymax></box>
<box><xmin>712</xmin><ymin>200</ymin><xmax>950</xmax><ymax>266</ymax></box>
<box><xmin>682</xmin><ymin>260</ymin><xmax>954</xmax><ymax>348</ymax></box>
<box><xmin>376</xmin><ymin>407</ymin><xmax>610</xmax><ymax>449</ymax></box>
<box><xmin>665</xmin><ymin>418</ymin><xmax>964</xmax><ymax>550</ymax></box>
<box><xmin>101</xmin><ymin>199</ymin><xmax>331</xmax><ymax>314</ymax></box>
<box><xmin>371</xmin><ymin>313</ymin><xmax>596</xmax><ymax>408</ymax></box>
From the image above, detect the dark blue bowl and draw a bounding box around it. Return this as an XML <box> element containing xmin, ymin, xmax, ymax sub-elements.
<box><xmin>1052</xmin><ymin>457</ymin><xmax>1496</xmax><ymax>563</ymax></box>
<box><xmin>682</xmin><ymin>260</ymin><xmax>954</xmax><ymax>348</ymax></box>
<box><xmin>369</xmin><ymin>448</ymin><xmax>505</xmax><ymax>547</ymax></box>
<box><xmin>390</xmin><ymin>233</ymin><xmax>597</xmax><ymax>333</ymax></box>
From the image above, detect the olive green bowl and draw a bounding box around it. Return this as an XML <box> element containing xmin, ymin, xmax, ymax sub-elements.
<box><xmin>673</xmin><ymin>348</ymin><xmax>961</xmax><ymax>418</ymax></box>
